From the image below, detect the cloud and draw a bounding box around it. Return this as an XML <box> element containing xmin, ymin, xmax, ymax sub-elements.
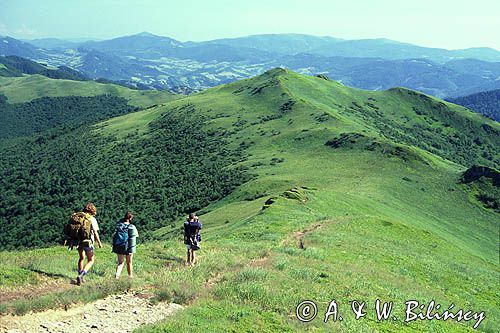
<box><xmin>16</xmin><ymin>24</ymin><xmax>38</xmax><ymax>36</ymax></box>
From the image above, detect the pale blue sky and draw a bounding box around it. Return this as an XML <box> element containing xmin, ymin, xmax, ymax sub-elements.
<box><xmin>0</xmin><ymin>0</ymin><xmax>498</xmax><ymax>50</ymax></box>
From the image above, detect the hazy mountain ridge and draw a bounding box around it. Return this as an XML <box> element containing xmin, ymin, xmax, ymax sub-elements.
<box><xmin>0</xmin><ymin>55</ymin><xmax>88</xmax><ymax>81</ymax></box>
<box><xmin>1</xmin><ymin>33</ymin><xmax>500</xmax><ymax>97</ymax></box>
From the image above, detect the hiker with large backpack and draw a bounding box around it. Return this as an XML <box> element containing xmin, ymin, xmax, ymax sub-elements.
<box><xmin>184</xmin><ymin>213</ymin><xmax>202</xmax><ymax>266</ymax></box>
<box><xmin>64</xmin><ymin>202</ymin><xmax>102</xmax><ymax>285</ymax></box>
<box><xmin>112</xmin><ymin>211</ymin><xmax>139</xmax><ymax>279</ymax></box>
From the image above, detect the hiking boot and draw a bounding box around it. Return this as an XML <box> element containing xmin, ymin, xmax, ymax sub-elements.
<box><xmin>76</xmin><ymin>274</ymin><xmax>85</xmax><ymax>285</ymax></box>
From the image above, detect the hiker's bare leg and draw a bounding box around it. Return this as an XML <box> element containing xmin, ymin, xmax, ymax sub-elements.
<box><xmin>126</xmin><ymin>254</ymin><xmax>134</xmax><ymax>278</ymax></box>
<box><xmin>115</xmin><ymin>254</ymin><xmax>125</xmax><ymax>278</ymax></box>
<box><xmin>78</xmin><ymin>248</ymin><xmax>85</xmax><ymax>272</ymax></box>
<box><xmin>191</xmin><ymin>250</ymin><xmax>196</xmax><ymax>265</ymax></box>
<box><xmin>186</xmin><ymin>248</ymin><xmax>191</xmax><ymax>265</ymax></box>
<box><xmin>188</xmin><ymin>249</ymin><xmax>195</xmax><ymax>265</ymax></box>
<box><xmin>83</xmin><ymin>249</ymin><xmax>95</xmax><ymax>272</ymax></box>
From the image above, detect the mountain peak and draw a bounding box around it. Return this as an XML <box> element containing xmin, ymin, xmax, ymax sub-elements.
<box><xmin>135</xmin><ymin>32</ymin><xmax>157</xmax><ymax>37</ymax></box>
<box><xmin>262</xmin><ymin>67</ymin><xmax>289</xmax><ymax>77</ymax></box>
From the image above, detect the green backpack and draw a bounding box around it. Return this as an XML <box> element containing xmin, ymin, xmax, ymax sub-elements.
<box><xmin>64</xmin><ymin>212</ymin><xmax>92</xmax><ymax>247</ymax></box>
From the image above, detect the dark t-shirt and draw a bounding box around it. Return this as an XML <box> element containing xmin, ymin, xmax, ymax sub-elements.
<box><xmin>184</xmin><ymin>220</ymin><xmax>202</xmax><ymax>245</ymax></box>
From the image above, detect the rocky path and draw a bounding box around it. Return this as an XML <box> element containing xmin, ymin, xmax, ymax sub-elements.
<box><xmin>0</xmin><ymin>292</ymin><xmax>183</xmax><ymax>333</ymax></box>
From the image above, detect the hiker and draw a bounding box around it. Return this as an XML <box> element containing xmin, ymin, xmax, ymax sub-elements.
<box><xmin>184</xmin><ymin>213</ymin><xmax>202</xmax><ymax>266</ymax></box>
<box><xmin>112</xmin><ymin>211</ymin><xmax>139</xmax><ymax>279</ymax></box>
<box><xmin>75</xmin><ymin>203</ymin><xmax>102</xmax><ymax>285</ymax></box>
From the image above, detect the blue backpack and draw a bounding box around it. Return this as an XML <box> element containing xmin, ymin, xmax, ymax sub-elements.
<box><xmin>112</xmin><ymin>222</ymin><xmax>129</xmax><ymax>253</ymax></box>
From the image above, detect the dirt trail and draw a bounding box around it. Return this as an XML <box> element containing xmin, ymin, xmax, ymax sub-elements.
<box><xmin>0</xmin><ymin>292</ymin><xmax>183</xmax><ymax>333</ymax></box>
<box><xmin>281</xmin><ymin>223</ymin><xmax>323</xmax><ymax>249</ymax></box>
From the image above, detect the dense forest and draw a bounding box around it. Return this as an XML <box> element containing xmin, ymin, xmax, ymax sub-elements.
<box><xmin>0</xmin><ymin>94</ymin><xmax>138</xmax><ymax>139</ymax></box>
<box><xmin>447</xmin><ymin>89</ymin><xmax>500</xmax><ymax>122</ymax></box>
<box><xmin>0</xmin><ymin>106</ymin><xmax>250</xmax><ymax>249</ymax></box>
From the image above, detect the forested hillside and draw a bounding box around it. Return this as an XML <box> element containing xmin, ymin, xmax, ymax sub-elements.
<box><xmin>447</xmin><ymin>89</ymin><xmax>500</xmax><ymax>121</ymax></box>
<box><xmin>0</xmin><ymin>74</ymin><xmax>183</xmax><ymax>247</ymax></box>
<box><xmin>0</xmin><ymin>110</ymin><xmax>249</xmax><ymax>249</ymax></box>
<box><xmin>0</xmin><ymin>94</ymin><xmax>137</xmax><ymax>139</ymax></box>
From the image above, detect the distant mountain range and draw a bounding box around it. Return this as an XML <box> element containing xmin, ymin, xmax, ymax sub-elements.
<box><xmin>1</xmin><ymin>32</ymin><xmax>500</xmax><ymax>97</ymax></box>
<box><xmin>0</xmin><ymin>55</ymin><xmax>149</xmax><ymax>90</ymax></box>
<box><xmin>0</xmin><ymin>55</ymin><xmax>87</xmax><ymax>81</ymax></box>
<box><xmin>206</xmin><ymin>34</ymin><xmax>500</xmax><ymax>62</ymax></box>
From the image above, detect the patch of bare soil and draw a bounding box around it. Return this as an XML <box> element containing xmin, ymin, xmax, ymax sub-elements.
<box><xmin>0</xmin><ymin>277</ymin><xmax>73</xmax><ymax>304</ymax></box>
<box><xmin>0</xmin><ymin>292</ymin><xmax>183</xmax><ymax>333</ymax></box>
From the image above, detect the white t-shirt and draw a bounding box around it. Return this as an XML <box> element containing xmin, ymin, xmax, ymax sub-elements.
<box><xmin>90</xmin><ymin>216</ymin><xmax>99</xmax><ymax>244</ymax></box>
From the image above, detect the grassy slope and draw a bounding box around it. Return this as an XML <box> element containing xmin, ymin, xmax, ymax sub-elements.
<box><xmin>0</xmin><ymin>75</ymin><xmax>180</xmax><ymax>108</ymax></box>
<box><xmin>1</xmin><ymin>69</ymin><xmax>498</xmax><ymax>332</ymax></box>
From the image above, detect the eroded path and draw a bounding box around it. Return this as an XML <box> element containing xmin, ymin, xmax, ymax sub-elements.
<box><xmin>0</xmin><ymin>292</ymin><xmax>182</xmax><ymax>333</ymax></box>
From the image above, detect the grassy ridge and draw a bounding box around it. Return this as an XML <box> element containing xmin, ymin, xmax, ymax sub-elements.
<box><xmin>0</xmin><ymin>75</ymin><xmax>179</xmax><ymax>107</ymax></box>
<box><xmin>136</xmin><ymin>69</ymin><xmax>498</xmax><ymax>331</ymax></box>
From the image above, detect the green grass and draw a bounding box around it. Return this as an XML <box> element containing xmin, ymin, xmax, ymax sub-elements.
<box><xmin>1</xmin><ymin>69</ymin><xmax>498</xmax><ymax>332</ymax></box>
<box><xmin>0</xmin><ymin>266</ymin><xmax>37</xmax><ymax>287</ymax></box>
<box><xmin>0</xmin><ymin>74</ymin><xmax>180</xmax><ymax>107</ymax></box>
<box><xmin>96</xmin><ymin>106</ymin><xmax>170</xmax><ymax>138</ymax></box>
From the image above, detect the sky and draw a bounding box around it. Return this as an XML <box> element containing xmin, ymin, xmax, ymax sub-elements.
<box><xmin>0</xmin><ymin>0</ymin><xmax>498</xmax><ymax>50</ymax></box>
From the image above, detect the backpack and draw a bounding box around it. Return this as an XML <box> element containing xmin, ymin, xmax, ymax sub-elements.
<box><xmin>112</xmin><ymin>222</ymin><xmax>130</xmax><ymax>253</ymax></box>
<box><xmin>184</xmin><ymin>220</ymin><xmax>201</xmax><ymax>250</ymax></box>
<box><xmin>63</xmin><ymin>212</ymin><xmax>92</xmax><ymax>247</ymax></box>
<box><xmin>190</xmin><ymin>237</ymin><xmax>200</xmax><ymax>251</ymax></box>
